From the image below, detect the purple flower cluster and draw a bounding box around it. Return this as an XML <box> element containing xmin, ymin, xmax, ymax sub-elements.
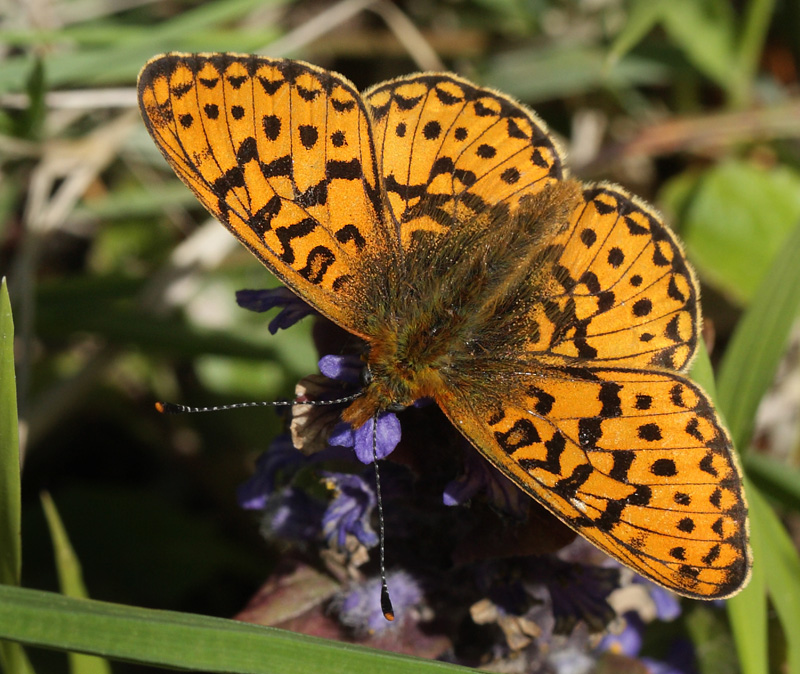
<box><xmin>234</xmin><ymin>289</ymin><xmax>700</xmax><ymax>671</ymax></box>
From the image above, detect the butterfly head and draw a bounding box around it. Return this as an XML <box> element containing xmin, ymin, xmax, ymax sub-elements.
<box><xmin>340</xmin><ymin>323</ymin><xmax>453</xmax><ymax>428</ymax></box>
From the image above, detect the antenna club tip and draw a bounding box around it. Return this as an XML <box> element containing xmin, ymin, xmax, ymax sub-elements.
<box><xmin>155</xmin><ymin>401</ymin><xmax>181</xmax><ymax>414</ymax></box>
<box><xmin>380</xmin><ymin>586</ymin><xmax>395</xmax><ymax>622</ymax></box>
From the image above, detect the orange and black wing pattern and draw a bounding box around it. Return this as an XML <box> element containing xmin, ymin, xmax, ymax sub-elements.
<box><xmin>364</xmin><ymin>73</ymin><xmax>565</xmax><ymax>250</ymax></box>
<box><xmin>524</xmin><ymin>184</ymin><xmax>699</xmax><ymax>371</ymax></box>
<box><xmin>138</xmin><ymin>53</ymin><xmax>397</xmax><ymax>335</ymax></box>
<box><xmin>439</xmin><ymin>367</ymin><xmax>750</xmax><ymax>598</ymax></box>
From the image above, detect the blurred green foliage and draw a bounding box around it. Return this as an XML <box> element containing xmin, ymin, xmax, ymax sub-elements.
<box><xmin>2</xmin><ymin>0</ymin><xmax>800</xmax><ymax>672</ymax></box>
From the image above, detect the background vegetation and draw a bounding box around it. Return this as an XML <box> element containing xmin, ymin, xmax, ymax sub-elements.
<box><xmin>2</xmin><ymin>0</ymin><xmax>800</xmax><ymax>672</ymax></box>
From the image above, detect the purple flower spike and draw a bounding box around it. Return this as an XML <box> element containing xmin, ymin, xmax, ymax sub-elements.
<box><xmin>237</xmin><ymin>435</ymin><xmax>304</xmax><ymax>510</ymax></box>
<box><xmin>649</xmin><ymin>584</ymin><xmax>682</xmax><ymax>622</ymax></box>
<box><xmin>265</xmin><ymin>487</ymin><xmax>326</xmax><ymax>542</ymax></box>
<box><xmin>598</xmin><ymin>612</ymin><xmax>644</xmax><ymax>657</ymax></box>
<box><xmin>443</xmin><ymin>448</ymin><xmax>529</xmax><ymax>517</ymax></box>
<box><xmin>322</xmin><ymin>471</ymin><xmax>378</xmax><ymax>548</ymax></box>
<box><xmin>236</xmin><ymin>287</ymin><xmax>315</xmax><ymax>334</ymax></box>
<box><xmin>527</xmin><ymin>558</ymin><xmax>619</xmax><ymax>634</ymax></box>
<box><xmin>318</xmin><ymin>354</ymin><xmax>363</xmax><ymax>385</ymax></box>
<box><xmin>632</xmin><ymin>577</ymin><xmax>681</xmax><ymax>621</ymax></box>
<box><xmin>337</xmin><ymin>570</ymin><xmax>423</xmax><ymax>633</ymax></box>
<box><xmin>329</xmin><ymin>413</ymin><xmax>401</xmax><ymax>464</ymax></box>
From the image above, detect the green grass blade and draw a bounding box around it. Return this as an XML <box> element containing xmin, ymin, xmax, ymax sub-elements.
<box><xmin>0</xmin><ymin>585</ymin><xmax>471</xmax><ymax>674</ymax></box>
<box><xmin>605</xmin><ymin>0</ymin><xmax>669</xmax><ymax>65</ymax></box>
<box><xmin>716</xmin><ymin>218</ymin><xmax>800</xmax><ymax>451</ymax></box>
<box><xmin>41</xmin><ymin>493</ymin><xmax>111</xmax><ymax>674</ymax></box>
<box><xmin>748</xmin><ymin>484</ymin><xmax>800</xmax><ymax>673</ymax></box>
<box><xmin>714</xmin><ymin>218</ymin><xmax>800</xmax><ymax>673</ymax></box>
<box><xmin>743</xmin><ymin>452</ymin><xmax>800</xmax><ymax>512</ymax></box>
<box><xmin>0</xmin><ymin>278</ymin><xmax>20</xmax><ymax>589</ymax></box>
<box><xmin>726</xmin><ymin>478</ymin><xmax>768</xmax><ymax>674</ymax></box>
<box><xmin>690</xmin><ymin>344</ymin><xmax>768</xmax><ymax>674</ymax></box>
<box><xmin>0</xmin><ymin>278</ymin><xmax>35</xmax><ymax>674</ymax></box>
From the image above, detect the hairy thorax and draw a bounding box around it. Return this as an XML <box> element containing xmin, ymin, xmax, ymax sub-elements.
<box><xmin>342</xmin><ymin>179</ymin><xmax>583</xmax><ymax>429</ymax></box>
<box><xmin>342</xmin><ymin>316</ymin><xmax>456</xmax><ymax>427</ymax></box>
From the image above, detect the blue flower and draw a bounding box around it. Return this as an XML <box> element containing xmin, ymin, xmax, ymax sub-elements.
<box><xmin>443</xmin><ymin>447</ymin><xmax>529</xmax><ymax>517</ymax></box>
<box><xmin>336</xmin><ymin>570</ymin><xmax>423</xmax><ymax>634</ymax></box>
<box><xmin>317</xmin><ymin>354</ymin><xmax>402</xmax><ymax>463</ymax></box>
<box><xmin>329</xmin><ymin>413</ymin><xmax>401</xmax><ymax>464</ymax></box>
<box><xmin>644</xmin><ymin>581</ymin><xmax>681</xmax><ymax>622</ymax></box>
<box><xmin>237</xmin><ymin>435</ymin><xmax>306</xmax><ymax>510</ymax></box>
<box><xmin>526</xmin><ymin>558</ymin><xmax>619</xmax><ymax>633</ymax></box>
<box><xmin>597</xmin><ymin>612</ymin><xmax>645</xmax><ymax>657</ymax></box>
<box><xmin>264</xmin><ymin>487</ymin><xmax>326</xmax><ymax>542</ymax></box>
<box><xmin>321</xmin><ymin>471</ymin><xmax>379</xmax><ymax>549</ymax></box>
<box><xmin>318</xmin><ymin>354</ymin><xmax>363</xmax><ymax>385</ymax></box>
<box><xmin>236</xmin><ymin>287</ymin><xmax>315</xmax><ymax>334</ymax></box>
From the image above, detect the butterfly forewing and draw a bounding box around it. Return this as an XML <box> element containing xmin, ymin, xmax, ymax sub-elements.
<box><xmin>364</xmin><ymin>74</ymin><xmax>566</xmax><ymax>250</ymax></box>
<box><xmin>138</xmin><ymin>53</ymin><xmax>395</xmax><ymax>335</ymax></box>
<box><xmin>438</xmin><ymin>368</ymin><xmax>750</xmax><ymax>598</ymax></box>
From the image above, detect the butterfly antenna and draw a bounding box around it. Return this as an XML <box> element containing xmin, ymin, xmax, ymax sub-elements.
<box><xmin>155</xmin><ymin>391</ymin><xmax>363</xmax><ymax>415</ymax></box>
<box><xmin>372</xmin><ymin>413</ymin><xmax>394</xmax><ymax>622</ymax></box>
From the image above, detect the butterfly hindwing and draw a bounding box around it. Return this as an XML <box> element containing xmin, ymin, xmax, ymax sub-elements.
<box><xmin>438</xmin><ymin>367</ymin><xmax>750</xmax><ymax>599</ymax></box>
<box><xmin>138</xmin><ymin>53</ymin><xmax>397</xmax><ymax>335</ymax></box>
<box><xmin>525</xmin><ymin>185</ymin><xmax>699</xmax><ymax>370</ymax></box>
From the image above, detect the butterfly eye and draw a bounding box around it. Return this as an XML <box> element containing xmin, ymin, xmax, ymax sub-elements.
<box><xmin>361</xmin><ymin>365</ymin><xmax>374</xmax><ymax>386</ymax></box>
<box><xmin>387</xmin><ymin>402</ymin><xmax>406</xmax><ymax>413</ymax></box>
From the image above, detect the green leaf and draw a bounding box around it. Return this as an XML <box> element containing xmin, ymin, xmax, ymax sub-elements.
<box><xmin>0</xmin><ymin>0</ymin><xmax>288</xmax><ymax>93</ymax></box>
<box><xmin>677</xmin><ymin>160</ymin><xmax>800</xmax><ymax>304</ymax></box>
<box><xmin>748</xmin><ymin>484</ymin><xmax>800</xmax><ymax>673</ymax></box>
<box><xmin>41</xmin><ymin>493</ymin><xmax>112</xmax><ymax>674</ymax></box>
<box><xmin>483</xmin><ymin>46</ymin><xmax>668</xmax><ymax>103</ymax></box>
<box><xmin>0</xmin><ymin>278</ymin><xmax>35</xmax><ymax>674</ymax></box>
<box><xmin>716</xmin><ymin>217</ymin><xmax>800</xmax><ymax>451</ymax></box>
<box><xmin>726</xmin><ymin>479</ymin><xmax>768</xmax><ymax>674</ymax></box>
<box><xmin>0</xmin><ymin>585</ymin><xmax>472</xmax><ymax>674</ymax></box>
<box><xmin>684</xmin><ymin>603</ymin><xmax>740</xmax><ymax>674</ymax></box>
<box><xmin>0</xmin><ymin>278</ymin><xmax>20</xmax><ymax>589</ymax></box>
<box><xmin>743</xmin><ymin>452</ymin><xmax>800</xmax><ymax>512</ymax></box>
<box><xmin>661</xmin><ymin>0</ymin><xmax>737</xmax><ymax>92</ymax></box>
<box><xmin>714</xmin><ymin>207</ymin><xmax>800</xmax><ymax>674</ymax></box>
<box><xmin>606</xmin><ymin>0</ymin><xmax>670</xmax><ymax>66</ymax></box>
<box><xmin>729</xmin><ymin>0</ymin><xmax>778</xmax><ymax>108</ymax></box>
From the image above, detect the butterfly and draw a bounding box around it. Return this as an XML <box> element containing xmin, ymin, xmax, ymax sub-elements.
<box><xmin>138</xmin><ymin>53</ymin><xmax>751</xmax><ymax>599</ymax></box>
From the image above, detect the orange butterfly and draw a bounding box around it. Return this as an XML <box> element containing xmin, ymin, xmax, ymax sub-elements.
<box><xmin>138</xmin><ymin>53</ymin><xmax>751</xmax><ymax>599</ymax></box>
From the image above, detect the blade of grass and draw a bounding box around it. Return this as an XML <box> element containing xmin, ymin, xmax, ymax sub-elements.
<box><xmin>747</xmin><ymin>484</ymin><xmax>800</xmax><ymax>674</ymax></box>
<box><xmin>743</xmin><ymin>452</ymin><xmax>800</xmax><ymax>512</ymax></box>
<box><xmin>0</xmin><ymin>279</ymin><xmax>20</xmax><ymax>588</ymax></box>
<box><xmin>41</xmin><ymin>493</ymin><xmax>111</xmax><ymax>674</ymax></box>
<box><xmin>716</xmin><ymin>218</ymin><xmax>800</xmax><ymax>453</ymax></box>
<box><xmin>0</xmin><ymin>277</ymin><xmax>35</xmax><ymax>674</ymax></box>
<box><xmin>729</xmin><ymin>0</ymin><xmax>778</xmax><ymax>108</ymax></box>
<box><xmin>0</xmin><ymin>585</ymin><xmax>473</xmax><ymax>674</ymax></box>
<box><xmin>690</xmin><ymin>344</ymin><xmax>768</xmax><ymax>674</ymax></box>
<box><xmin>714</xmin><ymin>218</ymin><xmax>800</xmax><ymax>674</ymax></box>
<box><xmin>605</xmin><ymin>0</ymin><xmax>670</xmax><ymax>66</ymax></box>
<box><xmin>726</xmin><ymin>478</ymin><xmax>768</xmax><ymax>674</ymax></box>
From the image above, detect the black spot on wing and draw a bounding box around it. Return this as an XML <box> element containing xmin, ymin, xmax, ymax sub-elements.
<box><xmin>495</xmin><ymin>418</ymin><xmax>541</xmax><ymax>455</ymax></box>
<box><xmin>335</xmin><ymin>224</ymin><xmax>366</xmax><ymax>250</ymax></box>
<box><xmin>275</xmin><ymin>218</ymin><xmax>317</xmax><ymax>264</ymax></box>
